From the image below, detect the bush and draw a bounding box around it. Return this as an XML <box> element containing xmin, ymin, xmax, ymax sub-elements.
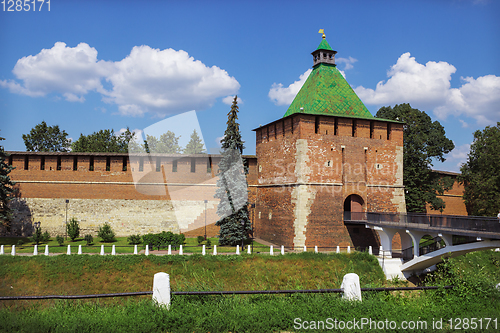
<box><xmin>66</xmin><ymin>217</ymin><xmax>80</xmax><ymax>241</ymax></box>
<box><xmin>127</xmin><ymin>234</ymin><xmax>142</xmax><ymax>245</ymax></box>
<box><xmin>17</xmin><ymin>239</ymin><xmax>24</xmax><ymax>246</ymax></box>
<box><xmin>97</xmin><ymin>223</ymin><xmax>116</xmax><ymax>242</ymax></box>
<box><xmin>31</xmin><ymin>227</ymin><xmax>43</xmax><ymax>245</ymax></box>
<box><xmin>56</xmin><ymin>235</ymin><xmax>64</xmax><ymax>246</ymax></box>
<box><xmin>84</xmin><ymin>234</ymin><xmax>93</xmax><ymax>246</ymax></box>
<box><xmin>206</xmin><ymin>239</ymin><xmax>212</xmax><ymax>247</ymax></box>
<box><xmin>142</xmin><ymin>231</ymin><xmax>186</xmax><ymax>250</ymax></box>
<box><xmin>42</xmin><ymin>231</ymin><xmax>51</xmax><ymax>243</ymax></box>
<box><xmin>197</xmin><ymin>236</ymin><xmax>205</xmax><ymax>245</ymax></box>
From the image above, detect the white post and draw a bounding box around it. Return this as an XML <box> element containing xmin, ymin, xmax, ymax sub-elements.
<box><xmin>100</xmin><ymin>245</ymin><xmax>105</xmax><ymax>255</ymax></box>
<box><xmin>11</xmin><ymin>245</ymin><xmax>15</xmax><ymax>256</ymax></box>
<box><xmin>368</xmin><ymin>246</ymin><xmax>373</xmax><ymax>255</ymax></box>
<box><xmin>33</xmin><ymin>245</ymin><xmax>38</xmax><ymax>256</ymax></box>
<box><xmin>44</xmin><ymin>245</ymin><xmax>49</xmax><ymax>256</ymax></box>
<box><xmin>281</xmin><ymin>245</ymin><xmax>284</xmax><ymax>255</ymax></box>
<box><xmin>341</xmin><ymin>273</ymin><xmax>362</xmax><ymax>301</ymax></box>
<box><xmin>145</xmin><ymin>244</ymin><xmax>149</xmax><ymax>256</ymax></box>
<box><xmin>67</xmin><ymin>245</ymin><xmax>71</xmax><ymax>255</ymax></box>
<box><xmin>168</xmin><ymin>244</ymin><xmax>171</xmax><ymax>255</ymax></box>
<box><xmin>347</xmin><ymin>246</ymin><xmax>351</xmax><ymax>253</ymax></box>
<box><xmin>379</xmin><ymin>246</ymin><xmax>383</xmax><ymax>257</ymax></box>
<box><xmin>236</xmin><ymin>245</ymin><xmax>240</xmax><ymax>255</ymax></box>
<box><xmin>179</xmin><ymin>245</ymin><xmax>183</xmax><ymax>255</ymax></box>
<box><xmin>270</xmin><ymin>245</ymin><xmax>274</xmax><ymax>256</ymax></box>
<box><xmin>202</xmin><ymin>245</ymin><xmax>206</xmax><ymax>255</ymax></box>
<box><xmin>303</xmin><ymin>245</ymin><xmax>307</xmax><ymax>252</ymax></box>
<box><xmin>336</xmin><ymin>246</ymin><xmax>340</xmax><ymax>254</ymax></box>
<box><xmin>78</xmin><ymin>245</ymin><xmax>82</xmax><ymax>255</ymax></box>
<box><xmin>247</xmin><ymin>245</ymin><xmax>251</xmax><ymax>254</ymax></box>
<box><xmin>112</xmin><ymin>245</ymin><xmax>116</xmax><ymax>255</ymax></box>
<box><xmin>134</xmin><ymin>245</ymin><xmax>138</xmax><ymax>255</ymax></box>
<box><xmin>0</xmin><ymin>245</ymin><xmax>3</xmax><ymax>255</ymax></box>
<box><xmin>152</xmin><ymin>272</ymin><xmax>171</xmax><ymax>309</ymax></box>
<box><xmin>314</xmin><ymin>246</ymin><xmax>318</xmax><ymax>253</ymax></box>
<box><xmin>213</xmin><ymin>245</ymin><xmax>217</xmax><ymax>255</ymax></box>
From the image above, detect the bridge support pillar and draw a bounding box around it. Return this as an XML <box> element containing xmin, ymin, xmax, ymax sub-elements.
<box><xmin>440</xmin><ymin>233</ymin><xmax>453</xmax><ymax>247</ymax></box>
<box><xmin>406</xmin><ymin>230</ymin><xmax>432</xmax><ymax>257</ymax></box>
<box><xmin>372</xmin><ymin>226</ymin><xmax>399</xmax><ymax>258</ymax></box>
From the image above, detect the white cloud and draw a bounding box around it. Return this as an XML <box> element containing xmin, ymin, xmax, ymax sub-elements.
<box><xmin>448</xmin><ymin>143</ymin><xmax>471</xmax><ymax>170</ymax></box>
<box><xmin>336</xmin><ymin>56</ymin><xmax>358</xmax><ymax>70</ymax></box>
<box><xmin>215</xmin><ymin>136</ymin><xmax>223</xmax><ymax>147</ymax></box>
<box><xmin>268</xmin><ymin>69</ymin><xmax>312</xmax><ymax>105</ymax></box>
<box><xmin>0</xmin><ymin>42</ymin><xmax>240</xmax><ymax>117</ymax></box>
<box><xmin>355</xmin><ymin>52</ymin><xmax>500</xmax><ymax>126</ymax></box>
<box><xmin>222</xmin><ymin>95</ymin><xmax>243</xmax><ymax>105</ymax></box>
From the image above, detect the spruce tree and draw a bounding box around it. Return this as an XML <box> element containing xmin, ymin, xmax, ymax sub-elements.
<box><xmin>214</xmin><ymin>96</ymin><xmax>252</xmax><ymax>246</ymax></box>
<box><xmin>183</xmin><ymin>130</ymin><xmax>205</xmax><ymax>154</ymax></box>
<box><xmin>0</xmin><ymin>134</ymin><xmax>15</xmax><ymax>233</ymax></box>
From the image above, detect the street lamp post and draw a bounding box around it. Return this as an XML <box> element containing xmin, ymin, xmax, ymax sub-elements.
<box><xmin>65</xmin><ymin>199</ymin><xmax>69</xmax><ymax>239</ymax></box>
<box><xmin>33</xmin><ymin>221</ymin><xmax>41</xmax><ymax>245</ymax></box>
<box><xmin>204</xmin><ymin>200</ymin><xmax>208</xmax><ymax>240</ymax></box>
<box><xmin>250</xmin><ymin>203</ymin><xmax>255</xmax><ymax>254</ymax></box>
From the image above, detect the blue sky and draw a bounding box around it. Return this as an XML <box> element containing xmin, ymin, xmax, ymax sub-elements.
<box><xmin>0</xmin><ymin>0</ymin><xmax>499</xmax><ymax>172</ymax></box>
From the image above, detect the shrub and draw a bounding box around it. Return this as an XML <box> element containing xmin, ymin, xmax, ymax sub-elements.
<box><xmin>197</xmin><ymin>236</ymin><xmax>205</xmax><ymax>245</ymax></box>
<box><xmin>84</xmin><ymin>234</ymin><xmax>93</xmax><ymax>246</ymax></box>
<box><xmin>56</xmin><ymin>235</ymin><xmax>64</xmax><ymax>246</ymax></box>
<box><xmin>98</xmin><ymin>223</ymin><xmax>116</xmax><ymax>242</ymax></box>
<box><xmin>142</xmin><ymin>231</ymin><xmax>186</xmax><ymax>250</ymax></box>
<box><xmin>17</xmin><ymin>239</ymin><xmax>24</xmax><ymax>246</ymax></box>
<box><xmin>31</xmin><ymin>227</ymin><xmax>43</xmax><ymax>245</ymax></box>
<box><xmin>42</xmin><ymin>231</ymin><xmax>51</xmax><ymax>243</ymax></box>
<box><xmin>206</xmin><ymin>239</ymin><xmax>212</xmax><ymax>247</ymax></box>
<box><xmin>127</xmin><ymin>234</ymin><xmax>142</xmax><ymax>245</ymax></box>
<box><xmin>66</xmin><ymin>217</ymin><xmax>80</xmax><ymax>241</ymax></box>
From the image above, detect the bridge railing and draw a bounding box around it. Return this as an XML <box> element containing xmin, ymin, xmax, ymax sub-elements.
<box><xmin>344</xmin><ymin>212</ymin><xmax>500</xmax><ymax>234</ymax></box>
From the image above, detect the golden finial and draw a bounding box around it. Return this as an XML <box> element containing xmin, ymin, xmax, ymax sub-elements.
<box><xmin>318</xmin><ymin>29</ymin><xmax>325</xmax><ymax>39</ymax></box>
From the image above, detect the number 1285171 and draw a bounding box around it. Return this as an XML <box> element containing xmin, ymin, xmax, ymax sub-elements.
<box><xmin>1</xmin><ymin>0</ymin><xmax>50</xmax><ymax>12</ymax></box>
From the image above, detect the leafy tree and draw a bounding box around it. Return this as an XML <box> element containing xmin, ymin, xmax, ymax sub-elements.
<box><xmin>66</xmin><ymin>217</ymin><xmax>80</xmax><ymax>241</ymax></box>
<box><xmin>71</xmin><ymin>128</ymin><xmax>135</xmax><ymax>153</ymax></box>
<box><xmin>0</xmin><ymin>134</ymin><xmax>15</xmax><ymax>233</ymax></box>
<box><xmin>459</xmin><ymin>122</ymin><xmax>500</xmax><ymax>216</ymax></box>
<box><xmin>157</xmin><ymin>131</ymin><xmax>182</xmax><ymax>154</ymax></box>
<box><xmin>22</xmin><ymin>121</ymin><xmax>71</xmax><ymax>152</ymax></box>
<box><xmin>84</xmin><ymin>234</ymin><xmax>94</xmax><ymax>246</ymax></box>
<box><xmin>144</xmin><ymin>135</ymin><xmax>159</xmax><ymax>153</ymax></box>
<box><xmin>376</xmin><ymin>104</ymin><xmax>455</xmax><ymax>213</ymax></box>
<box><xmin>97</xmin><ymin>222</ymin><xmax>116</xmax><ymax>242</ymax></box>
<box><xmin>183</xmin><ymin>129</ymin><xmax>205</xmax><ymax>154</ymax></box>
<box><xmin>215</xmin><ymin>96</ymin><xmax>252</xmax><ymax>246</ymax></box>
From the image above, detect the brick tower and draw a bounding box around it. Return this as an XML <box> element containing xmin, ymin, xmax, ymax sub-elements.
<box><xmin>253</xmin><ymin>34</ymin><xmax>405</xmax><ymax>250</ymax></box>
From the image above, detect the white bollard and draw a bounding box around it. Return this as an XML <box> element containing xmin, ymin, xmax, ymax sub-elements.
<box><xmin>0</xmin><ymin>245</ymin><xmax>3</xmax><ymax>255</ymax></box>
<box><xmin>168</xmin><ymin>244</ymin><xmax>171</xmax><ymax>255</ymax></box>
<box><xmin>134</xmin><ymin>245</ymin><xmax>138</xmax><ymax>255</ymax></box>
<box><xmin>213</xmin><ymin>245</ymin><xmax>217</xmax><ymax>255</ymax></box>
<box><xmin>152</xmin><ymin>272</ymin><xmax>171</xmax><ymax>309</ymax></box>
<box><xmin>314</xmin><ymin>246</ymin><xmax>318</xmax><ymax>253</ymax></box>
<box><xmin>236</xmin><ymin>245</ymin><xmax>240</xmax><ymax>255</ymax></box>
<box><xmin>303</xmin><ymin>245</ymin><xmax>307</xmax><ymax>252</ymax></box>
<box><xmin>368</xmin><ymin>246</ymin><xmax>373</xmax><ymax>255</ymax></box>
<box><xmin>78</xmin><ymin>245</ymin><xmax>82</xmax><ymax>255</ymax></box>
<box><xmin>179</xmin><ymin>245</ymin><xmax>183</xmax><ymax>255</ymax></box>
<box><xmin>202</xmin><ymin>245</ymin><xmax>206</xmax><ymax>255</ymax></box>
<box><xmin>347</xmin><ymin>246</ymin><xmax>351</xmax><ymax>254</ymax></box>
<box><xmin>379</xmin><ymin>246</ymin><xmax>383</xmax><ymax>256</ymax></box>
<box><xmin>281</xmin><ymin>245</ymin><xmax>285</xmax><ymax>255</ymax></box>
<box><xmin>341</xmin><ymin>273</ymin><xmax>362</xmax><ymax>301</ymax></box>
<box><xmin>247</xmin><ymin>245</ymin><xmax>251</xmax><ymax>254</ymax></box>
<box><xmin>336</xmin><ymin>246</ymin><xmax>340</xmax><ymax>254</ymax></box>
<box><xmin>100</xmin><ymin>245</ymin><xmax>105</xmax><ymax>255</ymax></box>
<box><xmin>67</xmin><ymin>245</ymin><xmax>71</xmax><ymax>255</ymax></box>
<box><xmin>270</xmin><ymin>245</ymin><xmax>274</xmax><ymax>256</ymax></box>
<box><xmin>33</xmin><ymin>245</ymin><xmax>38</xmax><ymax>256</ymax></box>
<box><xmin>11</xmin><ymin>245</ymin><xmax>15</xmax><ymax>256</ymax></box>
<box><xmin>112</xmin><ymin>245</ymin><xmax>116</xmax><ymax>255</ymax></box>
<box><xmin>44</xmin><ymin>245</ymin><xmax>49</xmax><ymax>256</ymax></box>
<box><xmin>145</xmin><ymin>244</ymin><xmax>149</xmax><ymax>256</ymax></box>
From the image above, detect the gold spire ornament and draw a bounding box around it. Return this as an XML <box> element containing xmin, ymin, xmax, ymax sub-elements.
<box><xmin>318</xmin><ymin>29</ymin><xmax>326</xmax><ymax>39</ymax></box>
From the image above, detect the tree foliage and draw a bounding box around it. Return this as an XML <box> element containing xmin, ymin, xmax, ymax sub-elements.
<box><xmin>183</xmin><ymin>130</ymin><xmax>205</xmax><ymax>154</ymax></box>
<box><xmin>66</xmin><ymin>217</ymin><xmax>80</xmax><ymax>241</ymax></box>
<box><xmin>71</xmin><ymin>128</ymin><xmax>134</xmax><ymax>153</ymax></box>
<box><xmin>459</xmin><ymin>122</ymin><xmax>500</xmax><ymax>216</ymax></box>
<box><xmin>215</xmin><ymin>96</ymin><xmax>252</xmax><ymax>246</ymax></box>
<box><xmin>0</xmin><ymin>134</ymin><xmax>15</xmax><ymax>233</ymax></box>
<box><xmin>376</xmin><ymin>104</ymin><xmax>455</xmax><ymax>213</ymax></box>
<box><xmin>22</xmin><ymin>121</ymin><xmax>71</xmax><ymax>152</ymax></box>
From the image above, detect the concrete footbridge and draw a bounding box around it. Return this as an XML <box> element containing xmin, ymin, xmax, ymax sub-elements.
<box><xmin>344</xmin><ymin>212</ymin><xmax>500</xmax><ymax>277</ymax></box>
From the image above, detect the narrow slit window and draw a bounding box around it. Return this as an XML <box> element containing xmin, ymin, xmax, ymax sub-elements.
<box><xmin>315</xmin><ymin>116</ymin><xmax>319</xmax><ymax>134</ymax></box>
<box><xmin>24</xmin><ymin>156</ymin><xmax>29</xmax><ymax>170</ymax></box>
<box><xmin>172</xmin><ymin>160</ymin><xmax>177</xmax><ymax>172</ymax></box>
<box><xmin>106</xmin><ymin>157</ymin><xmax>111</xmax><ymax>171</ymax></box>
<box><xmin>57</xmin><ymin>156</ymin><xmax>62</xmax><ymax>171</ymax></box>
<box><xmin>139</xmin><ymin>157</ymin><xmax>144</xmax><ymax>172</ymax></box>
<box><xmin>352</xmin><ymin>120</ymin><xmax>357</xmax><ymax>137</ymax></box>
<box><xmin>122</xmin><ymin>157</ymin><xmax>127</xmax><ymax>171</ymax></box>
<box><xmin>207</xmin><ymin>157</ymin><xmax>212</xmax><ymax>173</ymax></box>
<box><xmin>282</xmin><ymin>120</ymin><xmax>285</xmax><ymax>136</ymax></box>
<box><xmin>191</xmin><ymin>158</ymin><xmax>196</xmax><ymax>173</ymax></box>
<box><xmin>156</xmin><ymin>158</ymin><xmax>161</xmax><ymax>172</ymax></box>
<box><xmin>40</xmin><ymin>156</ymin><xmax>45</xmax><ymax>171</ymax></box>
<box><xmin>370</xmin><ymin>121</ymin><xmax>374</xmax><ymax>139</ymax></box>
<box><xmin>334</xmin><ymin>118</ymin><xmax>338</xmax><ymax>135</ymax></box>
<box><xmin>8</xmin><ymin>155</ymin><xmax>12</xmax><ymax>166</ymax></box>
<box><xmin>89</xmin><ymin>156</ymin><xmax>94</xmax><ymax>171</ymax></box>
<box><xmin>387</xmin><ymin>123</ymin><xmax>391</xmax><ymax>140</ymax></box>
<box><xmin>73</xmin><ymin>156</ymin><xmax>78</xmax><ymax>171</ymax></box>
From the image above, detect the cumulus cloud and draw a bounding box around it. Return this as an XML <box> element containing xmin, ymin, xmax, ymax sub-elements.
<box><xmin>0</xmin><ymin>42</ymin><xmax>240</xmax><ymax>117</ymax></box>
<box><xmin>222</xmin><ymin>95</ymin><xmax>243</xmax><ymax>105</ymax></box>
<box><xmin>337</xmin><ymin>56</ymin><xmax>358</xmax><ymax>70</ymax></box>
<box><xmin>268</xmin><ymin>69</ymin><xmax>312</xmax><ymax>105</ymax></box>
<box><xmin>355</xmin><ymin>52</ymin><xmax>500</xmax><ymax>126</ymax></box>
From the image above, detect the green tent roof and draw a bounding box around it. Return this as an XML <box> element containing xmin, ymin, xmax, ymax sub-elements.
<box><xmin>284</xmin><ymin>63</ymin><xmax>374</xmax><ymax>119</ymax></box>
<box><xmin>316</xmin><ymin>39</ymin><xmax>333</xmax><ymax>51</ymax></box>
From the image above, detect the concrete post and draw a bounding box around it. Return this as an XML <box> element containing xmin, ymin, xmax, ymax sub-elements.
<box><xmin>67</xmin><ymin>245</ymin><xmax>71</xmax><ymax>255</ymax></box>
<box><xmin>202</xmin><ymin>245</ymin><xmax>206</xmax><ymax>255</ymax></box>
<box><xmin>341</xmin><ymin>273</ymin><xmax>362</xmax><ymax>302</ymax></box>
<box><xmin>179</xmin><ymin>245</ymin><xmax>183</xmax><ymax>255</ymax></box>
<box><xmin>0</xmin><ymin>245</ymin><xmax>3</xmax><ymax>255</ymax></box>
<box><xmin>314</xmin><ymin>246</ymin><xmax>318</xmax><ymax>253</ymax></box>
<box><xmin>336</xmin><ymin>246</ymin><xmax>340</xmax><ymax>254</ymax></box>
<box><xmin>369</xmin><ymin>246</ymin><xmax>372</xmax><ymax>255</ymax></box>
<box><xmin>112</xmin><ymin>245</ymin><xmax>116</xmax><ymax>255</ymax></box>
<box><xmin>100</xmin><ymin>245</ymin><xmax>105</xmax><ymax>255</ymax></box>
<box><xmin>303</xmin><ymin>245</ymin><xmax>307</xmax><ymax>252</ymax></box>
<box><xmin>247</xmin><ymin>245</ymin><xmax>251</xmax><ymax>254</ymax></box>
<box><xmin>134</xmin><ymin>245</ymin><xmax>138</xmax><ymax>254</ymax></box>
<box><xmin>281</xmin><ymin>245</ymin><xmax>285</xmax><ymax>255</ymax></box>
<box><xmin>236</xmin><ymin>245</ymin><xmax>240</xmax><ymax>255</ymax></box>
<box><xmin>11</xmin><ymin>245</ymin><xmax>15</xmax><ymax>256</ymax></box>
<box><xmin>347</xmin><ymin>246</ymin><xmax>351</xmax><ymax>253</ymax></box>
<box><xmin>213</xmin><ymin>245</ymin><xmax>217</xmax><ymax>255</ymax></box>
<box><xmin>44</xmin><ymin>245</ymin><xmax>49</xmax><ymax>256</ymax></box>
<box><xmin>145</xmin><ymin>245</ymin><xmax>149</xmax><ymax>256</ymax></box>
<box><xmin>168</xmin><ymin>245</ymin><xmax>171</xmax><ymax>255</ymax></box>
<box><xmin>78</xmin><ymin>245</ymin><xmax>82</xmax><ymax>255</ymax></box>
<box><xmin>152</xmin><ymin>272</ymin><xmax>171</xmax><ymax>309</ymax></box>
<box><xmin>33</xmin><ymin>245</ymin><xmax>38</xmax><ymax>256</ymax></box>
<box><xmin>270</xmin><ymin>245</ymin><xmax>274</xmax><ymax>255</ymax></box>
